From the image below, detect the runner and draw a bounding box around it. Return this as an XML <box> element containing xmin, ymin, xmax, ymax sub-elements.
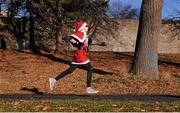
<box><xmin>49</xmin><ymin>21</ymin><xmax>98</xmax><ymax>94</ymax></box>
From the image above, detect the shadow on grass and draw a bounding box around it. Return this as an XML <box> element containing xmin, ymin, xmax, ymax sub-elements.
<box><xmin>17</xmin><ymin>51</ymin><xmax>179</xmax><ymax>75</ymax></box>
<box><xmin>113</xmin><ymin>52</ymin><xmax>180</xmax><ymax>67</ymax></box>
<box><xmin>159</xmin><ymin>60</ymin><xmax>180</xmax><ymax>67</ymax></box>
<box><xmin>18</xmin><ymin>51</ymin><xmax>114</xmax><ymax>75</ymax></box>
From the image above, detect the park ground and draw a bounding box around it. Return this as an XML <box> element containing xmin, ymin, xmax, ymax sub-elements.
<box><xmin>0</xmin><ymin>49</ymin><xmax>179</xmax><ymax>112</ymax></box>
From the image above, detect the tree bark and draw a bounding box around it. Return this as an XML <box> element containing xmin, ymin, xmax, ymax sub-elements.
<box><xmin>29</xmin><ymin>14</ymin><xmax>40</xmax><ymax>53</ymax></box>
<box><xmin>55</xmin><ymin>28</ymin><xmax>62</xmax><ymax>53</ymax></box>
<box><xmin>54</xmin><ymin>0</ymin><xmax>63</xmax><ymax>54</ymax></box>
<box><xmin>132</xmin><ymin>0</ymin><xmax>163</xmax><ymax>79</ymax></box>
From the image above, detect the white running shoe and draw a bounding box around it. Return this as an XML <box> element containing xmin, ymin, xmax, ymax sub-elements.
<box><xmin>86</xmin><ymin>87</ymin><xmax>99</xmax><ymax>94</ymax></box>
<box><xmin>49</xmin><ymin>78</ymin><xmax>56</xmax><ymax>91</ymax></box>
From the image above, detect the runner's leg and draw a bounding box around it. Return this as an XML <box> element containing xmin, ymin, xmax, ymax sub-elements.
<box><xmin>54</xmin><ymin>64</ymin><xmax>77</xmax><ymax>81</ymax></box>
<box><xmin>83</xmin><ymin>63</ymin><xmax>93</xmax><ymax>87</ymax></box>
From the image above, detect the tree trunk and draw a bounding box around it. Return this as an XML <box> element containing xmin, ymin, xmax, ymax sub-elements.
<box><xmin>16</xmin><ymin>19</ymin><xmax>25</xmax><ymax>50</ymax></box>
<box><xmin>0</xmin><ymin>38</ymin><xmax>7</xmax><ymax>49</ymax></box>
<box><xmin>132</xmin><ymin>0</ymin><xmax>163</xmax><ymax>79</ymax></box>
<box><xmin>29</xmin><ymin>15</ymin><xmax>35</xmax><ymax>50</ymax></box>
<box><xmin>55</xmin><ymin>28</ymin><xmax>62</xmax><ymax>53</ymax></box>
<box><xmin>0</xmin><ymin>2</ymin><xmax>1</xmax><ymax>13</ymax></box>
<box><xmin>29</xmin><ymin>14</ymin><xmax>39</xmax><ymax>53</ymax></box>
<box><xmin>54</xmin><ymin>0</ymin><xmax>63</xmax><ymax>54</ymax></box>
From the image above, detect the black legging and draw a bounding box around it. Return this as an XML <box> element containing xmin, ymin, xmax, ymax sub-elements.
<box><xmin>54</xmin><ymin>63</ymin><xmax>93</xmax><ymax>87</ymax></box>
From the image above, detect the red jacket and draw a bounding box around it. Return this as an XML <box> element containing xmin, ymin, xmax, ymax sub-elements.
<box><xmin>70</xmin><ymin>31</ymin><xmax>90</xmax><ymax>65</ymax></box>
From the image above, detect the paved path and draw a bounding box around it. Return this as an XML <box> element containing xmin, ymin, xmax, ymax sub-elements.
<box><xmin>0</xmin><ymin>94</ymin><xmax>179</xmax><ymax>102</ymax></box>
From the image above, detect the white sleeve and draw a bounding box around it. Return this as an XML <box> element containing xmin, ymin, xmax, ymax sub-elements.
<box><xmin>84</xmin><ymin>37</ymin><xmax>89</xmax><ymax>46</ymax></box>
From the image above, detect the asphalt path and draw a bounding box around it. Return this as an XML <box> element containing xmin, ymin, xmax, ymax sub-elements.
<box><xmin>0</xmin><ymin>94</ymin><xmax>179</xmax><ymax>102</ymax></box>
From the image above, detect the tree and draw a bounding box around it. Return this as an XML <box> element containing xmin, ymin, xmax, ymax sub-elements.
<box><xmin>0</xmin><ymin>0</ymin><xmax>35</xmax><ymax>51</ymax></box>
<box><xmin>5</xmin><ymin>0</ymin><xmax>27</xmax><ymax>51</ymax></box>
<box><xmin>31</xmin><ymin>0</ymin><xmax>109</xmax><ymax>53</ymax></box>
<box><xmin>162</xmin><ymin>0</ymin><xmax>180</xmax><ymax>40</ymax></box>
<box><xmin>1</xmin><ymin>0</ymin><xmax>110</xmax><ymax>52</ymax></box>
<box><xmin>132</xmin><ymin>0</ymin><xmax>163</xmax><ymax>79</ymax></box>
<box><xmin>166</xmin><ymin>8</ymin><xmax>180</xmax><ymax>40</ymax></box>
<box><xmin>107</xmin><ymin>1</ymin><xmax>139</xmax><ymax>19</ymax></box>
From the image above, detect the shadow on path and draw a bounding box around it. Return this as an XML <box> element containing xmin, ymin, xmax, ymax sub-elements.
<box><xmin>0</xmin><ymin>94</ymin><xmax>179</xmax><ymax>102</ymax></box>
<box><xmin>20</xmin><ymin>87</ymin><xmax>44</xmax><ymax>95</ymax></box>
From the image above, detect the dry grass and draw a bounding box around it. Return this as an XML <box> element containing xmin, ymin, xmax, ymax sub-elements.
<box><xmin>0</xmin><ymin>50</ymin><xmax>179</xmax><ymax>95</ymax></box>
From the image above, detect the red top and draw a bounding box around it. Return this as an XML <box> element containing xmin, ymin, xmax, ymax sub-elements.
<box><xmin>71</xmin><ymin>31</ymin><xmax>90</xmax><ymax>65</ymax></box>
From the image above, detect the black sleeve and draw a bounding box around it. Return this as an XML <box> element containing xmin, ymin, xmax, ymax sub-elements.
<box><xmin>62</xmin><ymin>36</ymin><xmax>73</xmax><ymax>42</ymax></box>
<box><xmin>71</xmin><ymin>41</ymin><xmax>84</xmax><ymax>49</ymax></box>
<box><xmin>88</xmin><ymin>38</ymin><xmax>92</xmax><ymax>45</ymax></box>
<box><xmin>63</xmin><ymin>36</ymin><xmax>85</xmax><ymax>49</ymax></box>
<box><xmin>68</xmin><ymin>37</ymin><xmax>83</xmax><ymax>49</ymax></box>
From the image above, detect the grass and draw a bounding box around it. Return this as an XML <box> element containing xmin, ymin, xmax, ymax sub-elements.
<box><xmin>0</xmin><ymin>99</ymin><xmax>179</xmax><ymax>112</ymax></box>
<box><xmin>0</xmin><ymin>50</ymin><xmax>179</xmax><ymax>112</ymax></box>
<box><xmin>93</xmin><ymin>74</ymin><xmax>118</xmax><ymax>83</ymax></box>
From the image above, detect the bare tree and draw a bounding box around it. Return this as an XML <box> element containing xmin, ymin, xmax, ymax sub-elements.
<box><xmin>132</xmin><ymin>0</ymin><xmax>163</xmax><ymax>79</ymax></box>
<box><xmin>107</xmin><ymin>1</ymin><xmax>139</xmax><ymax>19</ymax></box>
<box><xmin>31</xmin><ymin>0</ymin><xmax>109</xmax><ymax>53</ymax></box>
<box><xmin>5</xmin><ymin>0</ymin><xmax>27</xmax><ymax>51</ymax></box>
<box><xmin>166</xmin><ymin>8</ymin><xmax>180</xmax><ymax>40</ymax></box>
<box><xmin>162</xmin><ymin>0</ymin><xmax>180</xmax><ymax>40</ymax></box>
<box><xmin>0</xmin><ymin>1</ymin><xmax>32</xmax><ymax>51</ymax></box>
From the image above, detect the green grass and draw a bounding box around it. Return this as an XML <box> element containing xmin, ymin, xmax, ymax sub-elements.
<box><xmin>0</xmin><ymin>99</ymin><xmax>179</xmax><ymax>112</ymax></box>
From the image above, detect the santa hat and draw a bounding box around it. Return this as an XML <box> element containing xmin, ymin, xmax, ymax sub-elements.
<box><xmin>74</xmin><ymin>21</ymin><xmax>87</xmax><ymax>31</ymax></box>
<box><xmin>71</xmin><ymin>31</ymin><xmax>86</xmax><ymax>43</ymax></box>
